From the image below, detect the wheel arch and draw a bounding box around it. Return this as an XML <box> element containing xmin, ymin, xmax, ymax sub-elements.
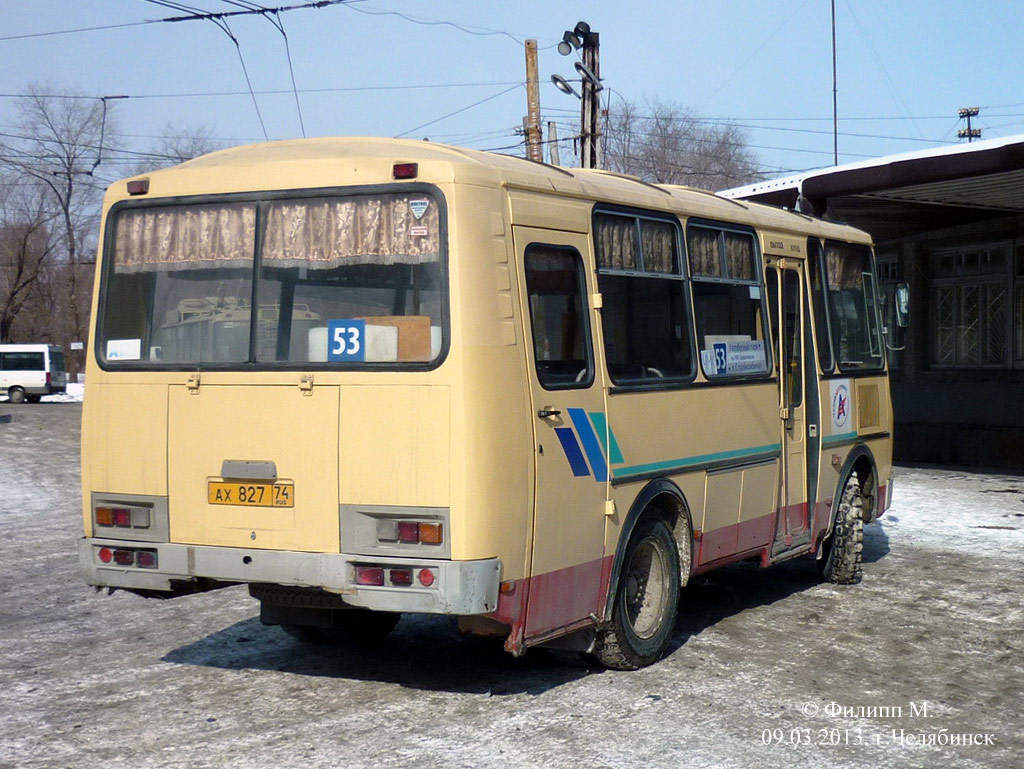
<box><xmin>825</xmin><ymin>444</ymin><xmax>879</xmax><ymax>541</ymax></box>
<box><xmin>603</xmin><ymin>478</ymin><xmax>694</xmax><ymax>620</ymax></box>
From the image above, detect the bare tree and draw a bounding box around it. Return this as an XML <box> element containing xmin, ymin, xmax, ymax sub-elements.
<box><xmin>0</xmin><ymin>85</ymin><xmax>115</xmax><ymax>374</ymax></box>
<box><xmin>129</xmin><ymin>122</ymin><xmax>224</xmax><ymax>176</ymax></box>
<box><xmin>603</xmin><ymin>98</ymin><xmax>761</xmax><ymax>190</ymax></box>
<box><xmin>0</xmin><ymin>181</ymin><xmax>57</xmax><ymax>342</ymax></box>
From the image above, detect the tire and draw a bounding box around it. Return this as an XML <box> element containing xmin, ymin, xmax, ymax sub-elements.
<box><xmin>8</xmin><ymin>387</ymin><xmax>26</xmax><ymax>404</ymax></box>
<box><xmin>281</xmin><ymin>608</ymin><xmax>400</xmax><ymax>646</ymax></box>
<box><xmin>592</xmin><ymin>517</ymin><xmax>680</xmax><ymax>670</ymax></box>
<box><xmin>820</xmin><ymin>475</ymin><xmax>865</xmax><ymax>585</ymax></box>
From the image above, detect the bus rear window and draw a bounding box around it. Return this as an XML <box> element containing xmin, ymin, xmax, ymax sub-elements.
<box><xmin>98</xmin><ymin>192</ymin><xmax>445</xmax><ymax>367</ymax></box>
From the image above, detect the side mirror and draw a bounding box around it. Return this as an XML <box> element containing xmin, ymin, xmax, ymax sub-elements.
<box><xmin>894</xmin><ymin>283</ymin><xmax>909</xmax><ymax>328</ymax></box>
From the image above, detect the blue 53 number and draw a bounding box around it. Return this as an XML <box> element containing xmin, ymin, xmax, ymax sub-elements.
<box><xmin>327</xmin><ymin>319</ymin><xmax>366</xmax><ymax>361</ymax></box>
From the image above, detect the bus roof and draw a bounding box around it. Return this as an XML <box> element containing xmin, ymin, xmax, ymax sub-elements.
<box><xmin>108</xmin><ymin>136</ymin><xmax>872</xmax><ymax>245</ymax></box>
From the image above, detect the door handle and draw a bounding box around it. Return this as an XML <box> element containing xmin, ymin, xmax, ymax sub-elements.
<box><xmin>537</xmin><ymin>409</ymin><xmax>561</xmax><ymax>419</ymax></box>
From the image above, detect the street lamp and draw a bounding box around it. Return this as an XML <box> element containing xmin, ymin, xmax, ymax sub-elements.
<box><xmin>552</xmin><ymin>20</ymin><xmax>601</xmax><ymax>168</ymax></box>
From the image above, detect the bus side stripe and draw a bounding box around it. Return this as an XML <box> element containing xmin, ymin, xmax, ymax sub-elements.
<box><xmin>555</xmin><ymin>427</ymin><xmax>591</xmax><ymax>477</ymax></box>
<box><xmin>588</xmin><ymin>411</ymin><xmax>624</xmax><ymax>465</ymax></box>
<box><xmin>612</xmin><ymin>443</ymin><xmax>782</xmax><ymax>481</ymax></box>
<box><xmin>568</xmin><ymin>407</ymin><xmax>609</xmax><ymax>482</ymax></box>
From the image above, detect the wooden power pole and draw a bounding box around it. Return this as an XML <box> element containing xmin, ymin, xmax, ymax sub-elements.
<box><xmin>524</xmin><ymin>39</ymin><xmax>543</xmax><ymax>162</ymax></box>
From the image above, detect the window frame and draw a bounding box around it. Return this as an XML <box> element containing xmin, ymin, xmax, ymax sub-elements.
<box><xmin>592</xmin><ymin>206</ymin><xmax>697</xmax><ymax>391</ymax></box>
<box><xmin>523</xmin><ymin>243</ymin><xmax>596</xmax><ymax>391</ymax></box>
<box><xmin>686</xmin><ymin>218</ymin><xmax>773</xmax><ymax>382</ymax></box>
<box><xmin>95</xmin><ymin>183</ymin><xmax>450</xmax><ymax>373</ymax></box>
<box><xmin>928</xmin><ymin>241</ymin><xmax>1012</xmax><ymax>370</ymax></box>
<box><xmin>822</xmin><ymin>239</ymin><xmax>887</xmax><ymax>374</ymax></box>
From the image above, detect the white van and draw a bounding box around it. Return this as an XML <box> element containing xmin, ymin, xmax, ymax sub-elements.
<box><xmin>0</xmin><ymin>344</ymin><xmax>68</xmax><ymax>403</ymax></box>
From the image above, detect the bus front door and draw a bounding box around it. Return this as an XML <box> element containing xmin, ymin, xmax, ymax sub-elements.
<box><xmin>766</xmin><ymin>261</ymin><xmax>812</xmax><ymax>553</ymax></box>
<box><xmin>514</xmin><ymin>226</ymin><xmax>609</xmax><ymax>643</ymax></box>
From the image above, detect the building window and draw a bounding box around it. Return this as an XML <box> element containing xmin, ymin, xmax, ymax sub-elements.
<box><xmin>594</xmin><ymin>211</ymin><xmax>694</xmax><ymax>385</ymax></box>
<box><xmin>1016</xmin><ymin>245</ymin><xmax>1024</xmax><ymax>367</ymax></box>
<box><xmin>929</xmin><ymin>243</ymin><xmax>1010</xmax><ymax>369</ymax></box>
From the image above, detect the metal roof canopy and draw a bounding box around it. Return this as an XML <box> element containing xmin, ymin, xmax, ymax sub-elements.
<box><xmin>720</xmin><ymin>134</ymin><xmax>1024</xmax><ymax>244</ymax></box>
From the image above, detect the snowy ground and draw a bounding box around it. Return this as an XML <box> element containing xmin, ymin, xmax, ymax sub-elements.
<box><xmin>0</xmin><ymin>382</ymin><xmax>83</xmax><ymax>404</ymax></box>
<box><xmin>0</xmin><ymin>403</ymin><xmax>1021</xmax><ymax>769</ymax></box>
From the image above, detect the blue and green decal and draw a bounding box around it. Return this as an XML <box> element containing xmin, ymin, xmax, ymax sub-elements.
<box><xmin>554</xmin><ymin>408</ymin><xmax>624</xmax><ymax>482</ymax></box>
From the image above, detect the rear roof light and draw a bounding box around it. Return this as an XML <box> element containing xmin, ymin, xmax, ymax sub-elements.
<box><xmin>126</xmin><ymin>178</ymin><xmax>149</xmax><ymax>195</ymax></box>
<box><xmin>392</xmin><ymin>162</ymin><xmax>418</xmax><ymax>179</ymax></box>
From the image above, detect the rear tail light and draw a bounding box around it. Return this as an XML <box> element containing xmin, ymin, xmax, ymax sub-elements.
<box><xmin>418</xmin><ymin>522</ymin><xmax>442</xmax><ymax>545</ymax></box>
<box><xmin>417</xmin><ymin>568</ymin><xmax>435</xmax><ymax>587</ymax></box>
<box><xmin>376</xmin><ymin>519</ymin><xmax>444</xmax><ymax>546</ymax></box>
<box><xmin>46</xmin><ymin>371</ymin><xmax>51</xmax><ymax>386</ymax></box>
<box><xmin>389</xmin><ymin>568</ymin><xmax>413</xmax><ymax>586</ymax></box>
<box><xmin>95</xmin><ymin>546</ymin><xmax>157</xmax><ymax>569</ymax></box>
<box><xmin>135</xmin><ymin>550</ymin><xmax>158</xmax><ymax>569</ymax></box>
<box><xmin>94</xmin><ymin>505</ymin><xmax>150</xmax><ymax>529</ymax></box>
<box><xmin>112</xmin><ymin>549</ymin><xmax>134</xmax><ymax>566</ymax></box>
<box><xmin>355</xmin><ymin>566</ymin><xmax>385</xmax><ymax>586</ymax></box>
<box><xmin>397</xmin><ymin>521</ymin><xmax>419</xmax><ymax>544</ymax></box>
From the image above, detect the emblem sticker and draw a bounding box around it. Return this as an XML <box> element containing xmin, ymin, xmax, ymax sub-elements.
<box><xmin>409</xmin><ymin>199</ymin><xmax>430</xmax><ymax>220</ymax></box>
<box><xmin>830</xmin><ymin>379</ymin><xmax>851</xmax><ymax>431</ymax></box>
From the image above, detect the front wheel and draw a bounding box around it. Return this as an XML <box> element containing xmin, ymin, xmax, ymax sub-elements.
<box><xmin>593</xmin><ymin>517</ymin><xmax>680</xmax><ymax>670</ymax></box>
<box><xmin>820</xmin><ymin>475</ymin><xmax>865</xmax><ymax>584</ymax></box>
<box><xmin>8</xmin><ymin>387</ymin><xmax>26</xmax><ymax>404</ymax></box>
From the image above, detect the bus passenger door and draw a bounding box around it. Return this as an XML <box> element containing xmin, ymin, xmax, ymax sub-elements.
<box><xmin>514</xmin><ymin>227</ymin><xmax>609</xmax><ymax>642</ymax></box>
<box><xmin>766</xmin><ymin>262</ymin><xmax>811</xmax><ymax>552</ymax></box>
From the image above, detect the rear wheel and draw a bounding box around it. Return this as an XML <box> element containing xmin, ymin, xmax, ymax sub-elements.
<box><xmin>820</xmin><ymin>475</ymin><xmax>865</xmax><ymax>584</ymax></box>
<box><xmin>281</xmin><ymin>608</ymin><xmax>401</xmax><ymax>645</ymax></box>
<box><xmin>8</xmin><ymin>387</ymin><xmax>26</xmax><ymax>404</ymax></box>
<box><xmin>593</xmin><ymin>517</ymin><xmax>680</xmax><ymax>670</ymax></box>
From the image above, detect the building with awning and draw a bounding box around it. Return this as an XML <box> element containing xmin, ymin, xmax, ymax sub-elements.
<box><xmin>722</xmin><ymin>136</ymin><xmax>1024</xmax><ymax>468</ymax></box>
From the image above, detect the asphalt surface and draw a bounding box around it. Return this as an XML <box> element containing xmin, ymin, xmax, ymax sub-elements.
<box><xmin>1</xmin><ymin>402</ymin><xmax>1021</xmax><ymax>769</ymax></box>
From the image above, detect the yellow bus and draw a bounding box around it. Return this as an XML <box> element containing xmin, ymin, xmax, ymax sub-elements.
<box><xmin>80</xmin><ymin>137</ymin><xmax>894</xmax><ymax>669</ymax></box>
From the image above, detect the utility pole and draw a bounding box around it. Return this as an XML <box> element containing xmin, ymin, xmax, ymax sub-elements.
<box><xmin>958</xmin><ymin>107</ymin><xmax>981</xmax><ymax>142</ymax></box>
<box><xmin>579</xmin><ymin>27</ymin><xmax>601</xmax><ymax>168</ymax></box>
<box><xmin>554</xmin><ymin>21</ymin><xmax>602</xmax><ymax>168</ymax></box>
<box><xmin>831</xmin><ymin>0</ymin><xmax>838</xmax><ymax>165</ymax></box>
<box><xmin>548</xmin><ymin>121</ymin><xmax>561</xmax><ymax>165</ymax></box>
<box><xmin>524</xmin><ymin>40</ymin><xmax>543</xmax><ymax>162</ymax></box>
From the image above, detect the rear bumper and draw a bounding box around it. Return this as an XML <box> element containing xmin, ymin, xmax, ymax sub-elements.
<box><xmin>79</xmin><ymin>538</ymin><xmax>501</xmax><ymax>615</ymax></box>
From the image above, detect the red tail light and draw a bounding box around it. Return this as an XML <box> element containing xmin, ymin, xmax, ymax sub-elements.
<box><xmin>397</xmin><ymin>522</ymin><xmax>419</xmax><ymax>544</ymax></box>
<box><xmin>355</xmin><ymin>566</ymin><xmax>385</xmax><ymax>586</ymax></box>
<box><xmin>417</xmin><ymin>568</ymin><xmax>435</xmax><ymax>587</ymax></box>
<box><xmin>392</xmin><ymin>162</ymin><xmax>418</xmax><ymax>179</ymax></box>
<box><xmin>112</xmin><ymin>549</ymin><xmax>134</xmax><ymax>566</ymax></box>
<box><xmin>46</xmin><ymin>371</ymin><xmax>51</xmax><ymax>386</ymax></box>
<box><xmin>389</xmin><ymin>568</ymin><xmax>413</xmax><ymax>586</ymax></box>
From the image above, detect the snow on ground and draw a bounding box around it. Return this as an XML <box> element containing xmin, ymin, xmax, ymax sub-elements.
<box><xmin>880</xmin><ymin>465</ymin><xmax>1024</xmax><ymax>560</ymax></box>
<box><xmin>0</xmin><ymin>382</ymin><xmax>83</xmax><ymax>403</ymax></box>
<box><xmin>1</xmin><ymin>405</ymin><xmax>1021</xmax><ymax>769</ymax></box>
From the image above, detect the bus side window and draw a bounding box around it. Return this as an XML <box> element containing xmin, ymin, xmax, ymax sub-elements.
<box><xmin>688</xmin><ymin>225</ymin><xmax>770</xmax><ymax>378</ymax></box>
<box><xmin>524</xmin><ymin>245</ymin><xmax>594</xmax><ymax>390</ymax></box>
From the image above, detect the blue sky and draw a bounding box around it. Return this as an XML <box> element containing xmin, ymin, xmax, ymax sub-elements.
<box><xmin>2</xmin><ymin>0</ymin><xmax>1023</xmax><ymax>187</ymax></box>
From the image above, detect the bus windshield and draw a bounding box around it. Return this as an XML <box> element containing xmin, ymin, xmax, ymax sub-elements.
<box><xmin>98</xmin><ymin>192</ymin><xmax>445</xmax><ymax>367</ymax></box>
<box><xmin>823</xmin><ymin>241</ymin><xmax>884</xmax><ymax>370</ymax></box>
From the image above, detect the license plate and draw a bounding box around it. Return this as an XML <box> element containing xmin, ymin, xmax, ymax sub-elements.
<box><xmin>208</xmin><ymin>481</ymin><xmax>294</xmax><ymax>508</ymax></box>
